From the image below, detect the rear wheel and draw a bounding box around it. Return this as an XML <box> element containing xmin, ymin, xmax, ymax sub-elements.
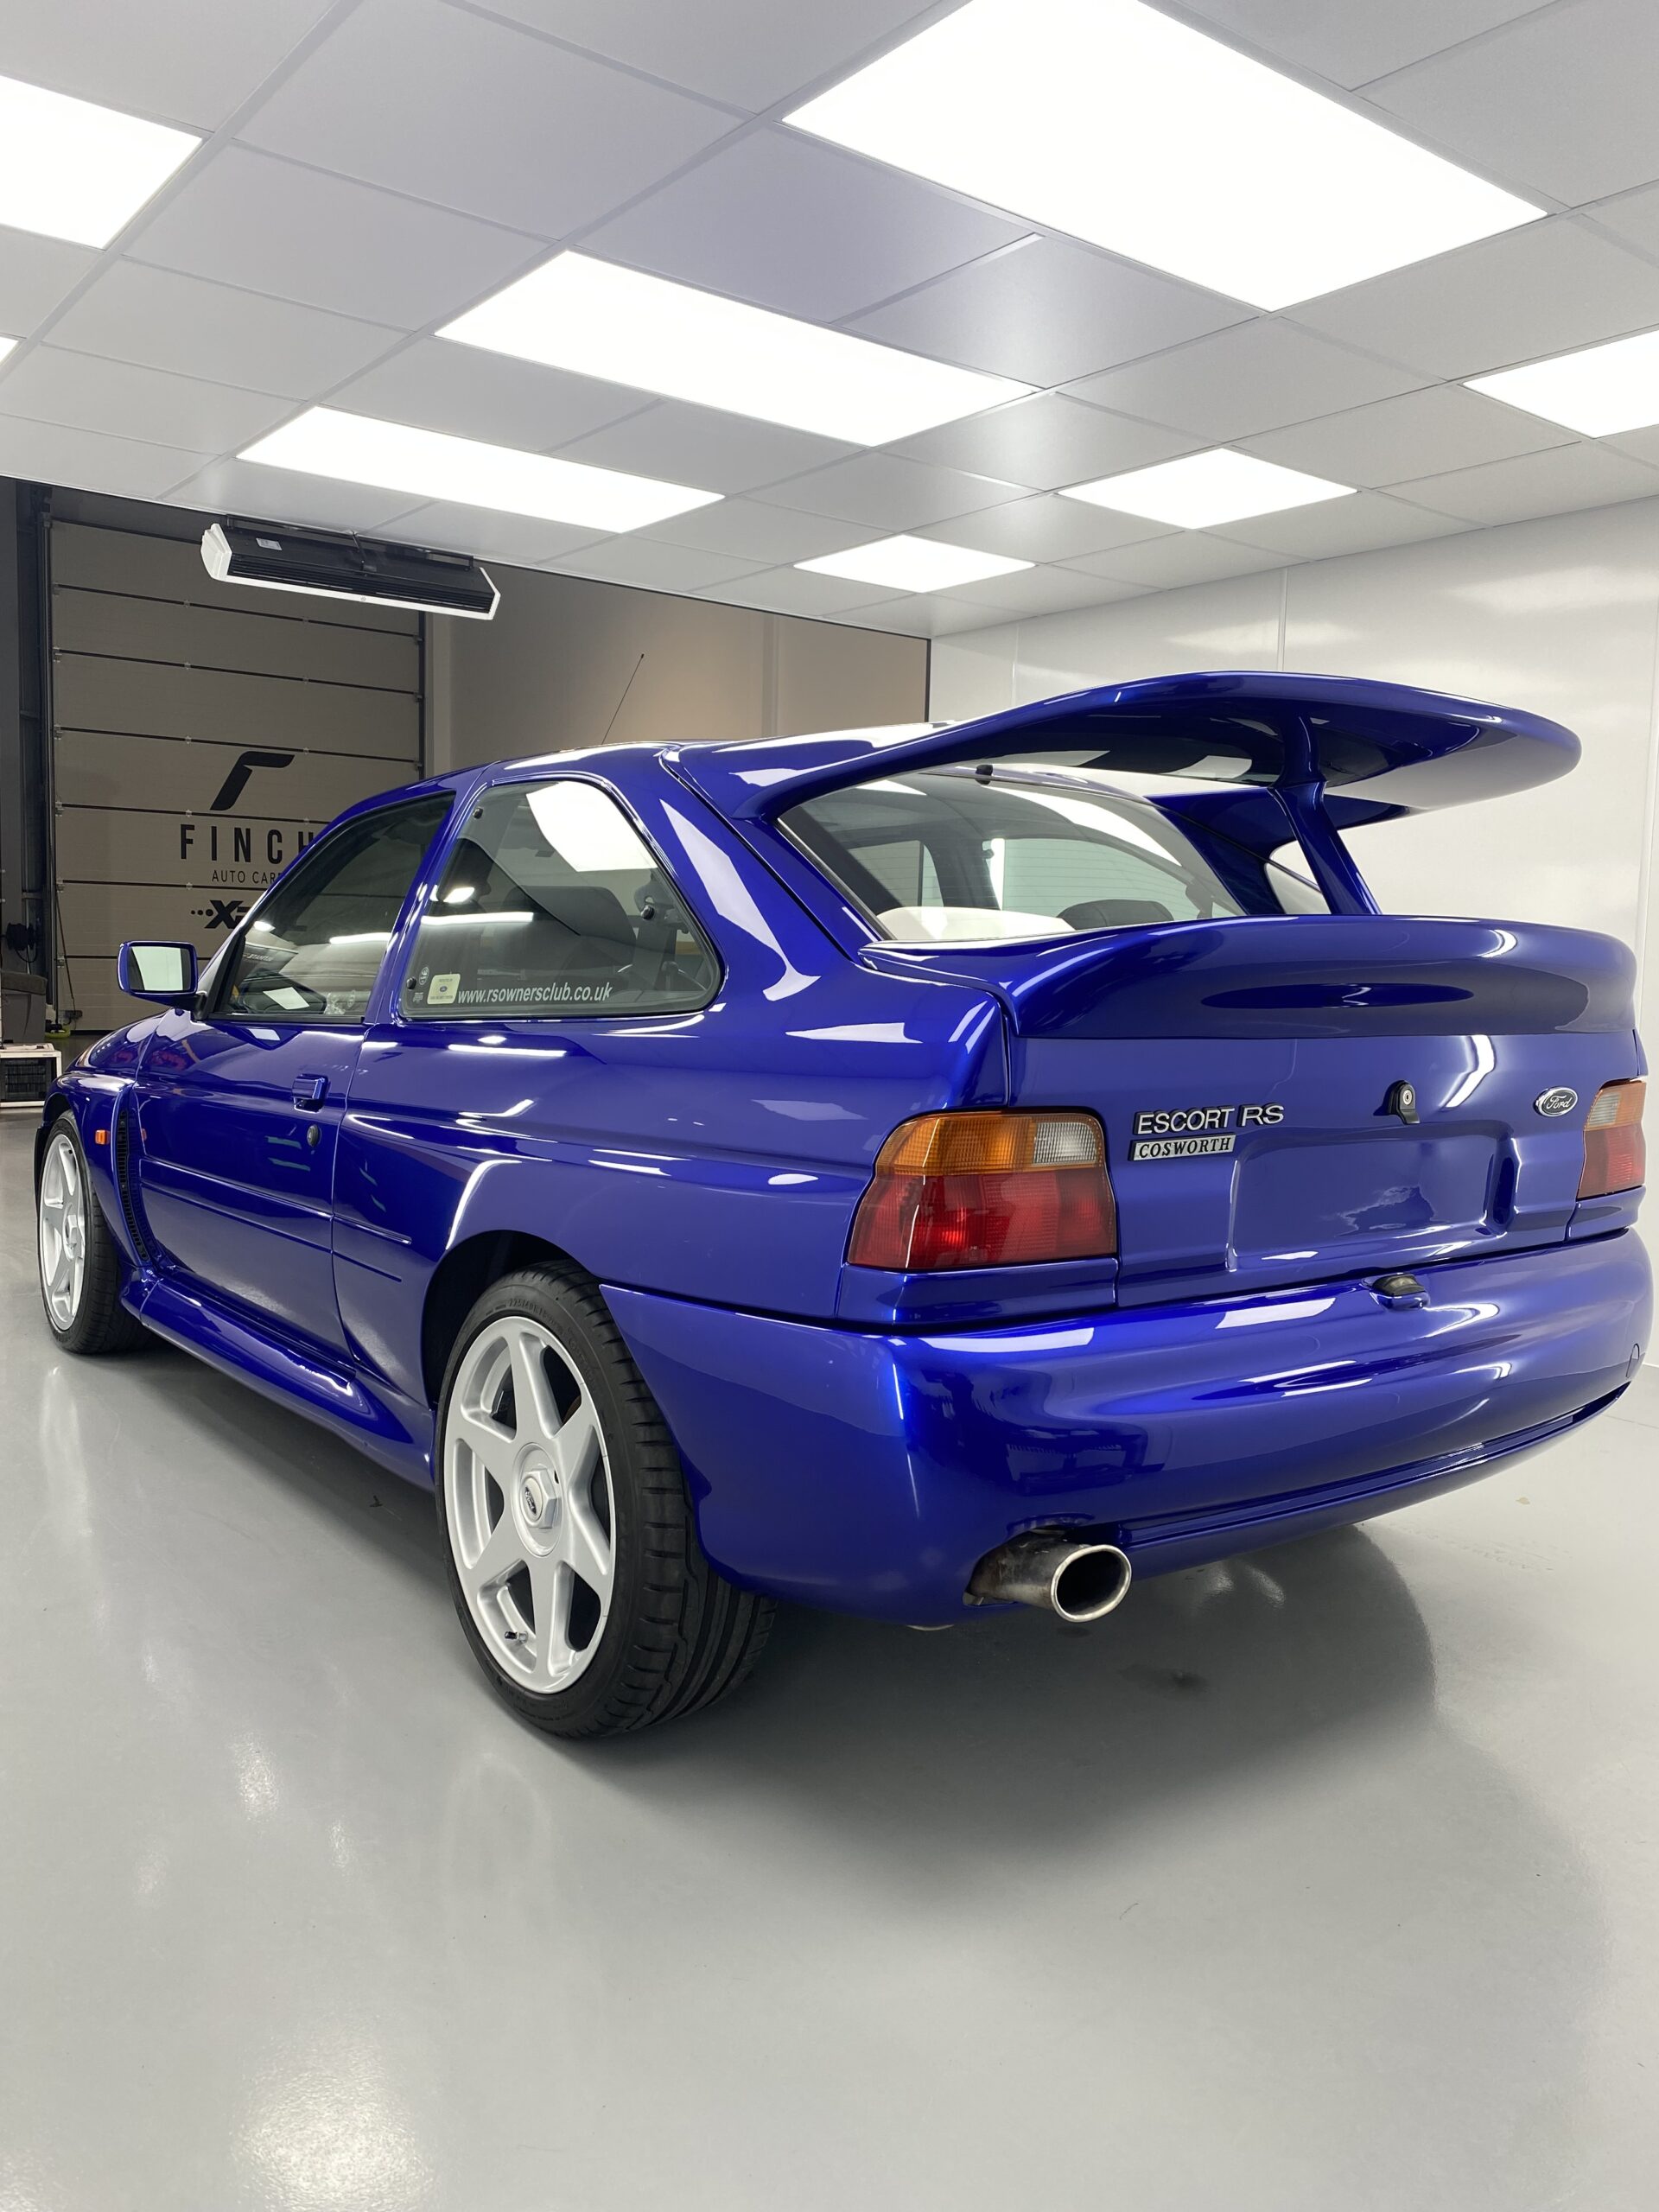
<box><xmin>36</xmin><ymin>1119</ymin><xmax>144</xmax><ymax>1355</ymax></box>
<box><xmin>435</xmin><ymin>1264</ymin><xmax>773</xmax><ymax>1738</ymax></box>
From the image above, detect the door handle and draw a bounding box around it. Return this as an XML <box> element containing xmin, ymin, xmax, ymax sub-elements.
<box><xmin>292</xmin><ymin>1076</ymin><xmax>329</xmax><ymax>1111</ymax></box>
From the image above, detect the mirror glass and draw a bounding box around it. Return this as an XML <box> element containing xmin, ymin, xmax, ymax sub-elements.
<box><xmin>126</xmin><ymin>944</ymin><xmax>190</xmax><ymax>995</ymax></box>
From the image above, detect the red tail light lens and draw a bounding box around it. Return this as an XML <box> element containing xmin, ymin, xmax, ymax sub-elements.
<box><xmin>1579</xmin><ymin>1078</ymin><xmax>1646</xmax><ymax>1199</ymax></box>
<box><xmin>848</xmin><ymin>1110</ymin><xmax>1116</xmax><ymax>1272</ymax></box>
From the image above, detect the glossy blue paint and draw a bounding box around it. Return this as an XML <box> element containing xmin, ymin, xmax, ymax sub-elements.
<box><xmin>38</xmin><ymin>675</ymin><xmax>1648</xmax><ymax>1627</ymax></box>
<box><xmin>610</xmin><ymin>1232</ymin><xmax>1651</xmax><ymax>1622</ymax></box>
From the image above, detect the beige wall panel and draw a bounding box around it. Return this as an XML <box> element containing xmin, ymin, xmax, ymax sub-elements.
<box><xmin>439</xmin><ymin>565</ymin><xmax>929</xmax><ymax>772</ymax></box>
<box><xmin>62</xmin><ymin>880</ymin><xmax>276</xmax><ymax>957</ymax></box>
<box><xmin>54</xmin><ymin>652</ymin><xmax>418</xmax><ymax>760</ymax></box>
<box><xmin>51</xmin><ymin>520</ymin><xmax>418</xmax><ymax>634</ymax></box>
<box><xmin>54</xmin><ymin>588</ymin><xmax>420</xmax><ymax>690</ymax></box>
<box><xmin>444</xmin><ymin>569</ymin><xmax>767</xmax><ymax>767</ymax></box>
<box><xmin>771</xmin><ymin>618</ymin><xmax>926</xmax><ymax>737</ymax></box>
<box><xmin>55</xmin><ymin>728</ymin><xmax>411</xmax><ymax>819</ymax></box>
<box><xmin>59</xmin><ymin>790</ymin><xmax>414</xmax><ymax>889</ymax></box>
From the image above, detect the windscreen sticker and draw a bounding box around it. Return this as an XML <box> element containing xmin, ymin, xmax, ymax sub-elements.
<box><xmin>427</xmin><ymin>973</ymin><xmax>461</xmax><ymax>1006</ymax></box>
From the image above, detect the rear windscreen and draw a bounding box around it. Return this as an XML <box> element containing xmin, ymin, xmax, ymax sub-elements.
<box><xmin>782</xmin><ymin>767</ymin><xmax>1326</xmax><ymax>944</ymax></box>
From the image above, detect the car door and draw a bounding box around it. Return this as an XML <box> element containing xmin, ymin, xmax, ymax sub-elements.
<box><xmin>133</xmin><ymin>791</ymin><xmax>452</xmax><ymax>1351</ymax></box>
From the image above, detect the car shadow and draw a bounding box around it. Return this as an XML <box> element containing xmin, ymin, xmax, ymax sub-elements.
<box><xmin>582</xmin><ymin>1521</ymin><xmax>1440</xmax><ymax>1880</ymax></box>
<box><xmin>67</xmin><ymin>1331</ymin><xmax>1439</xmax><ymax>1872</ymax></box>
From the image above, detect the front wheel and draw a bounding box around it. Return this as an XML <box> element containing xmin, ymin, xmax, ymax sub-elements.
<box><xmin>37</xmin><ymin>1118</ymin><xmax>145</xmax><ymax>1355</ymax></box>
<box><xmin>435</xmin><ymin>1265</ymin><xmax>774</xmax><ymax>1738</ymax></box>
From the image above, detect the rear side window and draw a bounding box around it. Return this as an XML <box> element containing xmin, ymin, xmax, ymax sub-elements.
<box><xmin>783</xmin><ymin>768</ymin><xmax>1326</xmax><ymax>943</ymax></box>
<box><xmin>403</xmin><ymin>779</ymin><xmax>719</xmax><ymax>1020</ymax></box>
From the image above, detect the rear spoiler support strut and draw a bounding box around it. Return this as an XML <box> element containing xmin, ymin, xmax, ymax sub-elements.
<box><xmin>1275</xmin><ymin>715</ymin><xmax>1380</xmax><ymax>918</ymax></box>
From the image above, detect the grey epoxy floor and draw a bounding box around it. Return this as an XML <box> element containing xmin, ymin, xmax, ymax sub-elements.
<box><xmin>2</xmin><ymin>1115</ymin><xmax>1656</xmax><ymax>2212</ymax></box>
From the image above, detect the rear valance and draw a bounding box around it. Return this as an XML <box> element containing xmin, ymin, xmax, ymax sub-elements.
<box><xmin>670</xmin><ymin>671</ymin><xmax>1580</xmax><ymax>822</ymax></box>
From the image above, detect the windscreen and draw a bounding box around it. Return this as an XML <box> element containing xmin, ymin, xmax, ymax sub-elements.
<box><xmin>782</xmin><ymin>767</ymin><xmax>1326</xmax><ymax>944</ymax></box>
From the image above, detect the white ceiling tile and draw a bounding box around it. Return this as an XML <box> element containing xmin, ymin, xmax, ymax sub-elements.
<box><xmin>847</xmin><ymin>236</ymin><xmax>1247</xmax><ymax>386</ymax></box>
<box><xmin>945</xmin><ymin>563</ymin><xmax>1141</xmax><ymax>614</ymax></box>
<box><xmin>1207</xmin><ymin>489</ymin><xmax>1469</xmax><ymax>558</ymax></box>
<box><xmin>1240</xmin><ymin>385</ymin><xmax>1572</xmax><ymax>486</ymax></box>
<box><xmin>1586</xmin><ymin>181</ymin><xmax>1659</xmax><ymax>263</ymax></box>
<box><xmin>1604</xmin><ymin>424</ymin><xmax>1659</xmax><ymax>468</ymax></box>
<box><xmin>0</xmin><ymin>231</ymin><xmax>99</xmax><ymax>336</ymax></box>
<box><xmin>1173</xmin><ymin>2</ymin><xmax>1548</xmax><ymax>89</ymax></box>
<box><xmin>0</xmin><ymin>416</ymin><xmax>206</xmax><ymax>499</ymax></box>
<box><xmin>916</xmin><ymin>491</ymin><xmax>1175</xmax><ymax>562</ymax></box>
<box><xmin>582</xmin><ymin>130</ymin><xmax>1025</xmax><ymax>321</ymax></box>
<box><xmin>694</xmin><ymin>566</ymin><xmax>906</xmax><ymax>619</ymax></box>
<box><xmin>240</xmin><ymin>0</ymin><xmax>735</xmax><ymax>235</ymax></box>
<box><xmin>1063</xmin><ymin>534</ymin><xmax>1291</xmax><ymax>589</ymax></box>
<box><xmin>757</xmin><ymin>452</ymin><xmax>1029</xmax><ymax>529</ymax></box>
<box><xmin>49</xmin><ymin>263</ymin><xmax>398</xmax><ymax>400</ymax></box>
<box><xmin>0</xmin><ymin>0</ymin><xmax>334</xmax><ymax>130</ymax></box>
<box><xmin>378</xmin><ymin>499</ymin><xmax>608</xmax><ymax>567</ymax></box>
<box><xmin>1287</xmin><ymin>219</ymin><xmax>1659</xmax><ymax>380</ymax></box>
<box><xmin>127</xmin><ymin>146</ymin><xmax>548</xmax><ymax>329</ymax></box>
<box><xmin>0</xmin><ymin>346</ymin><xmax>290</xmax><ymax>451</ymax></box>
<box><xmin>892</xmin><ymin>393</ymin><xmax>1195</xmax><ymax>490</ymax></box>
<box><xmin>643</xmin><ymin>499</ymin><xmax>876</xmax><ymax>564</ymax></box>
<box><xmin>557</xmin><ymin>402</ymin><xmax>856</xmax><ymax>494</ymax></box>
<box><xmin>545</xmin><ymin>539</ymin><xmax>769</xmax><ymax>594</ymax></box>
<box><xmin>861</xmin><ymin>591</ymin><xmax>1056</xmax><ymax>638</ymax></box>
<box><xmin>475</xmin><ymin>0</ymin><xmax>940</xmax><ymax>111</ymax></box>
<box><xmin>1363</xmin><ymin>0</ymin><xmax>1659</xmax><ymax>204</ymax></box>
<box><xmin>164</xmin><ymin>457</ymin><xmax>423</xmax><ymax>534</ymax></box>
<box><xmin>1065</xmin><ymin>320</ymin><xmax>1427</xmax><ymax>441</ymax></box>
<box><xmin>333</xmin><ymin>341</ymin><xmax>645</xmax><ymax>451</ymax></box>
<box><xmin>1387</xmin><ymin>442</ymin><xmax>1659</xmax><ymax>524</ymax></box>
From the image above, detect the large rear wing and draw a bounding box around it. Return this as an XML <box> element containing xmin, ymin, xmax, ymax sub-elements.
<box><xmin>668</xmin><ymin>671</ymin><xmax>1580</xmax><ymax>920</ymax></box>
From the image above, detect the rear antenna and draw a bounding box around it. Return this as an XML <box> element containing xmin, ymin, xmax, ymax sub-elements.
<box><xmin>600</xmin><ymin>652</ymin><xmax>647</xmax><ymax>747</ymax></box>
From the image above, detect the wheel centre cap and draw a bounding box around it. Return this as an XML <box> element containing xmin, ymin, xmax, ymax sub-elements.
<box><xmin>518</xmin><ymin>1454</ymin><xmax>559</xmax><ymax>1526</ymax></box>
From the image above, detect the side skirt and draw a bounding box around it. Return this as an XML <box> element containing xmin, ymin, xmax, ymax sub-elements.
<box><xmin>133</xmin><ymin>1274</ymin><xmax>433</xmax><ymax>1486</ymax></box>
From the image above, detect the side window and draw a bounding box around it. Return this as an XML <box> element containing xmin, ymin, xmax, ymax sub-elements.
<box><xmin>218</xmin><ymin>794</ymin><xmax>452</xmax><ymax>1025</ymax></box>
<box><xmin>403</xmin><ymin>779</ymin><xmax>719</xmax><ymax>1021</ymax></box>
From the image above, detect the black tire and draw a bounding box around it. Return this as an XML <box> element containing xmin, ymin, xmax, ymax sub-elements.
<box><xmin>435</xmin><ymin>1263</ymin><xmax>774</xmax><ymax>1739</ymax></box>
<box><xmin>36</xmin><ymin>1116</ymin><xmax>146</xmax><ymax>1356</ymax></box>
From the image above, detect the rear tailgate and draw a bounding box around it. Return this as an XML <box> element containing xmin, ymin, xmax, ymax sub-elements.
<box><xmin>866</xmin><ymin>913</ymin><xmax>1640</xmax><ymax>1303</ymax></box>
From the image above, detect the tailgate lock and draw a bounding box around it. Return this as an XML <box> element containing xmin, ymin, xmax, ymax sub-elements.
<box><xmin>1371</xmin><ymin>1270</ymin><xmax>1430</xmax><ymax>1310</ymax></box>
<box><xmin>1382</xmin><ymin>1078</ymin><xmax>1420</xmax><ymax>1124</ymax></box>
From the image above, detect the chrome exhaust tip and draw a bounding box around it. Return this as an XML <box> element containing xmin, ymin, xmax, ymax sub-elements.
<box><xmin>967</xmin><ymin>1533</ymin><xmax>1133</xmax><ymax>1623</ymax></box>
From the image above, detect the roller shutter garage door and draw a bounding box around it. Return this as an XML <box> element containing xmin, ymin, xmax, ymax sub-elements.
<box><xmin>51</xmin><ymin>521</ymin><xmax>422</xmax><ymax>1032</ymax></box>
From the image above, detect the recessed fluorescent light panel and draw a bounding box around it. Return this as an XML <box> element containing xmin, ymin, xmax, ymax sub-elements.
<box><xmin>1062</xmin><ymin>450</ymin><xmax>1354</xmax><ymax>528</ymax></box>
<box><xmin>1468</xmin><ymin>328</ymin><xmax>1659</xmax><ymax>435</ymax></box>
<box><xmin>239</xmin><ymin>409</ymin><xmax>722</xmax><ymax>533</ymax></box>
<box><xmin>0</xmin><ymin>73</ymin><xmax>198</xmax><ymax>247</ymax></box>
<box><xmin>0</xmin><ymin>339</ymin><xmax>16</xmax><ymax>365</ymax></box>
<box><xmin>439</xmin><ymin>253</ymin><xmax>1029</xmax><ymax>446</ymax></box>
<box><xmin>786</xmin><ymin>0</ymin><xmax>1541</xmax><ymax>310</ymax></box>
<box><xmin>797</xmin><ymin>536</ymin><xmax>1033</xmax><ymax>594</ymax></box>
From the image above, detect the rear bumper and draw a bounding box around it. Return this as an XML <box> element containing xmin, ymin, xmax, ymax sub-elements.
<box><xmin>607</xmin><ymin>1231</ymin><xmax>1651</xmax><ymax>1624</ymax></box>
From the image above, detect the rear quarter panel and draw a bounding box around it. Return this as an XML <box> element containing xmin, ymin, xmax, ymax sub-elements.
<box><xmin>331</xmin><ymin>760</ymin><xmax>1007</xmax><ymax>1410</ymax></box>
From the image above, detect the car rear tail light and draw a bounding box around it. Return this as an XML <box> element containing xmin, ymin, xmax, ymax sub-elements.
<box><xmin>1579</xmin><ymin>1078</ymin><xmax>1646</xmax><ymax>1199</ymax></box>
<box><xmin>848</xmin><ymin>1110</ymin><xmax>1116</xmax><ymax>1272</ymax></box>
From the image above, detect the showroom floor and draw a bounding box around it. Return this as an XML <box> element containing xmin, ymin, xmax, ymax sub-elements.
<box><xmin>1</xmin><ymin>1114</ymin><xmax>1656</xmax><ymax>2212</ymax></box>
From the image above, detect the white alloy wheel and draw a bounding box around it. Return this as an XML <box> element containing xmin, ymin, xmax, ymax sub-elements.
<box><xmin>442</xmin><ymin>1315</ymin><xmax>616</xmax><ymax>1694</ymax></box>
<box><xmin>39</xmin><ymin>1127</ymin><xmax>88</xmax><ymax>1332</ymax></box>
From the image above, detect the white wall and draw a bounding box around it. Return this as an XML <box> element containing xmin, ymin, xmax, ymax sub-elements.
<box><xmin>932</xmin><ymin>495</ymin><xmax>1659</xmax><ymax>1312</ymax></box>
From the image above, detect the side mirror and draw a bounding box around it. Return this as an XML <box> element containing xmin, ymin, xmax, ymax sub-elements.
<box><xmin>118</xmin><ymin>940</ymin><xmax>200</xmax><ymax>1007</ymax></box>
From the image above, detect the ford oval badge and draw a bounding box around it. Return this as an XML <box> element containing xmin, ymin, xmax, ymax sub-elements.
<box><xmin>1535</xmin><ymin>1087</ymin><xmax>1578</xmax><ymax>1117</ymax></box>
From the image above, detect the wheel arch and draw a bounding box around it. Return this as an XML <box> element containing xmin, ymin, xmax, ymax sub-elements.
<box><xmin>420</xmin><ymin>1228</ymin><xmax>592</xmax><ymax>1408</ymax></box>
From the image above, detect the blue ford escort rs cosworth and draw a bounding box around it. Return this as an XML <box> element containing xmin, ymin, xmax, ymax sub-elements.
<box><xmin>35</xmin><ymin>673</ymin><xmax>1650</xmax><ymax>1736</ymax></box>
